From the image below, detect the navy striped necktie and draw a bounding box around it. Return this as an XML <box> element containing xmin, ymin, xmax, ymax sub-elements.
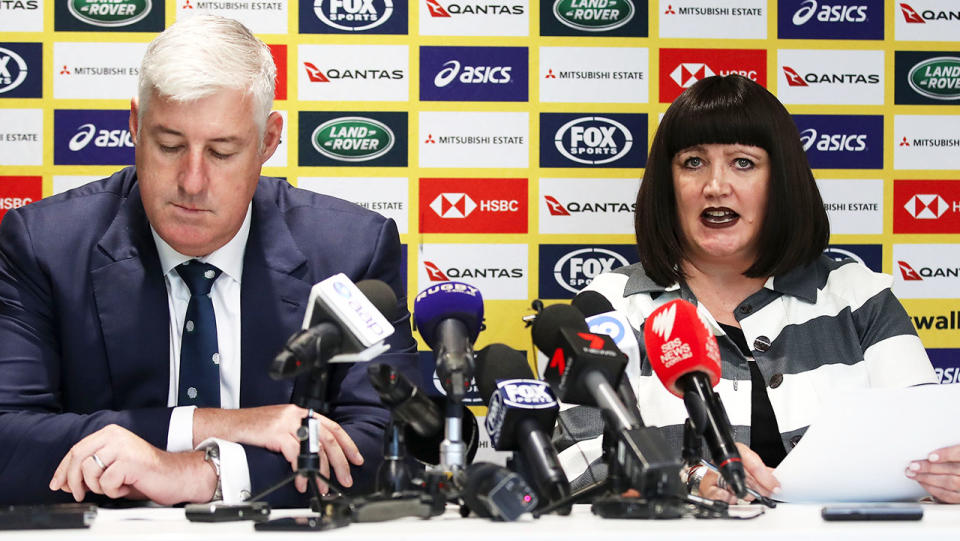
<box><xmin>175</xmin><ymin>260</ymin><xmax>222</xmax><ymax>408</ymax></box>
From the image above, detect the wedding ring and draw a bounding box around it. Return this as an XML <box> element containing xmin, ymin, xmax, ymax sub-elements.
<box><xmin>91</xmin><ymin>454</ymin><xmax>107</xmax><ymax>470</ymax></box>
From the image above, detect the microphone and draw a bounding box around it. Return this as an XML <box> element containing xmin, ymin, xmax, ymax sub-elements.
<box><xmin>368</xmin><ymin>363</ymin><xmax>441</xmax><ymax>439</ymax></box>
<box><xmin>459</xmin><ymin>462</ymin><xmax>538</xmax><ymax>521</ymax></box>
<box><xmin>412</xmin><ymin>282</ymin><xmax>483</xmax><ymax>402</ymax></box>
<box><xmin>271</xmin><ymin>275</ymin><xmax>397</xmax><ymax>380</ymax></box>
<box><xmin>571</xmin><ymin>291</ymin><xmax>643</xmax><ymax>422</ymax></box>
<box><xmin>642</xmin><ymin>299</ymin><xmax>748</xmax><ymax>498</ymax></box>
<box><xmin>475</xmin><ymin>344</ymin><xmax>570</xmax><ymax>507</ymax></box>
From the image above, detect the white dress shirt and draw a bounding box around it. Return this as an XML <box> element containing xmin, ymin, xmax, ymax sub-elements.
<box><xmin>151</xmin><ymin>204</ymin><xmax>252</xmax><ymax>503</ymax></box>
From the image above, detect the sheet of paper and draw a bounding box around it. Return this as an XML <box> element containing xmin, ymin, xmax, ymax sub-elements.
<box><xmin>773</xmin><ymin>383</ymin><xmax>960</xmax><ymax>503</ymax></box>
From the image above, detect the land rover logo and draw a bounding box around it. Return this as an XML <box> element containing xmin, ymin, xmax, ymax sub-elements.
<box><xmin>909</xmin><ymin>57</ymin><xmax>960</xmax><ymax>101</ymax></box>
<box><xmin>68</xmin><ymin>0</ymin><xmax>152</xmax><ymax>27</ymax></box>
<box><xmin>311</xmin><ymin>117</ymin><xmax>395</xmax><ymax>162</ymax></box>
<box><xmin>553</xmin><ymin>0</ymin><xmax>634</xmax><ymax>32</ymax></box>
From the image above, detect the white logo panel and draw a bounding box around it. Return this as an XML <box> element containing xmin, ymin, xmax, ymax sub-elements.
<box><xmin>297</xmin><ymin>177</ymin><xmax>409</xmax><ymax>234</ymax></box>
<box><xmin>53</xmin><ymin>175</ymin><xmax>102</xmax><ymax>195</ymax></box>
<box><xmin>777</xmin><ymin>49</ymin><xmax>884</xmax><ymax>105</ymax></box>
<box><xmin>176</xmin><ymin>3</ymin><xmax>288</xmax><ymax>33</ymax></box>
<box><xmin>417</xmin><ymin>243</ymin><xmax>528</xmax><ymax>301</ymax></box>
<box><xmin>538</xmin><ymin>177</ymin><xmax>639</xmax><ymax>234</ymax></box>
<box><xmin>53</xmin><ymin>42</ymin><xmax>146</xmax><ymax>100</ymax></box>
<box><xmin>263</xmin><ymin>110</ymin><xmax>288</xmax><ymax>169</ymax></box>
<box><xmin>0</xmin><ymin>1</ymin><xmax>43</xmax><ymax>32</ymax></box>
<box><xmin>0</xmin><ymin>109</ymin><xmax>42</xmax><ymax>166</ymax></box>
<box><xmin>815</xmin><ymin>178</ymin><xmax>884</xmax><ymax>235</ymax></box>
<box><xmin>658</xmin><ymin>0</ymin><xmax>766</xmax><ymax>39</ymax></box>
<box><xmin>894</xmin><ymin>115</ymin><xmax>960</xmax><ymax>170</ymax></box>
<box><xmin>895</xmin><ymin>1</ymin><xmax>960</xmax><ymax>42</ymax></box>
<box><xmin>419</xmin><ymin>111</ymin><xmax>528</xmax><ymax>168</ymax></box>
<box><xmin>892</xmin><ymin>244</ymin><xmax>960</xmax><ymax>299</ymax></box>
<box><xmin>419</xmin><ymin>0</ymin><xmax>528</xmax><ymax>36</ymax></box>
<box><xmin>539</xmin><ymin>47</ymin><xmax>648</xmax><ymax>104</ymax></box>
<box><xmin>298</xmin><ymin>45</ymin><xmax>409</xmax><ymax>102</ymax></box>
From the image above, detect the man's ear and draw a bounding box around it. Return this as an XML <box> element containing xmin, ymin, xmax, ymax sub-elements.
<box><xmin>260</xmin><ymin>111</ymin><xmax>283</xmax><ymax>164</ymax></box>
<box><xmin>129</xmin><ymin>97</ymin><xmax>140</xmax><ymax>145</ymax></box>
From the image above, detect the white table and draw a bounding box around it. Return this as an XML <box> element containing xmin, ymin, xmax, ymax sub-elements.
<box><xmin>4</xmin><ymin>504</ymin><xmax>960</xmax><ymax>541</ymax></box>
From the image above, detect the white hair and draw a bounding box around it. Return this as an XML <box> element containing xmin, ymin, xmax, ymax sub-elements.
<box><xmin>137</xmin><ymin>15</ymin><xmax>276</xmax><ymax>136</ymax></box>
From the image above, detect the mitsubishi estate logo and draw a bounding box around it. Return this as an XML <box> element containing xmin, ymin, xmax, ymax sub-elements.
<box><xmin>905</xmin><ymin>194</ymin><xmax>949</xmax><ymax>219</ymax></box>
<box><xmin>430</xmin><ymin>193</ymin><xmax>476</xmax><ymax>218</ymax></box>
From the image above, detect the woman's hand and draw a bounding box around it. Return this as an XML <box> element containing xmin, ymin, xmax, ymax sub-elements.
<box><xmin>906</xmin><ymin>444</ymin><xmax>960</xmax><ymax>503</ymax></box>
<box><xmin>699</xmin><ymin>443</ymin><xmax>781</xmax><ymax>503</ymax></box>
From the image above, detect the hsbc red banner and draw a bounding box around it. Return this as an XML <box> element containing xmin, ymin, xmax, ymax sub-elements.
<box><xmin>268</xmin><ymin>44</ymin><xmax>287</xmax><ymax>100</ymax></box>
<box><xmin>659</xmin><ymin>48</ymin><xmax>767</xmax><ymax>103</ymax></box>
<box><xmin>894</xmin><ymin>179</ymin><xmax>960</xmax><ymax>234</ymax></box>
<box><xmin>419</xmin><ymin>177</ymin><xmax>527</xmax><ymax>233</ymax></box>
<box><xmin>0</xmin><ymin>176</ymin><xmax>42</xmax><ymax>223</ymax></box>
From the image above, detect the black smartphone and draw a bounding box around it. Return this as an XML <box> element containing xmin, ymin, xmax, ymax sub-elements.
<box><xmin>0</xmin><ymin>504</ymin><xmax>97</xmax><ymax>530</ymax></box>
<box><xmin>184</xmin><ymin>502</ymin><xmax>270</xmax><ymax>522</ymax></box>
<box><xmin>822</xmin><ymin>504</ymin><xmax>923</xmax><ymax>521</ymax></box>
<box><xmin>254</xmin><ymin>514</ymin><xmax>350</xmax><ymax>531</ymax></box>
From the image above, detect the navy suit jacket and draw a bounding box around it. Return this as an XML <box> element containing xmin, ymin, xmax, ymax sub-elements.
<box><xmin>0</xmin><ymin>167</ymin><xmax>418</xmax><ymax>506</ymax></box>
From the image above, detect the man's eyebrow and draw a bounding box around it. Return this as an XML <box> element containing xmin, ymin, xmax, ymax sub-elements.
<box><xmin>150</xmin><ymin>125</ymin><xmax>244</xmax><ymax>144</ymax></box>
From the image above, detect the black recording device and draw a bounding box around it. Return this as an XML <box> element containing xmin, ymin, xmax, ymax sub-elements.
<box><xmin>459</xmin><ymin>462</ymin><xmax>538</xmax><ymax>522</ymax></box>
<box><xmin>184</xmin><ymin>502</ymin><xmax>270</xmax><ymax>523</ymax></box>
<box><xmin>0</xmin><ymin>504</ymin><xmax>96</xmax><ymax>530</ymax></box>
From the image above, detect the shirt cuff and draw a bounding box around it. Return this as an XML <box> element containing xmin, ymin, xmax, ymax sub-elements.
<box><xmin>196</xmin><ymin>437</ymin><xmax>252</xmax><ymax>504</ymax></box>
<box><xmin>166</xmin><ymin>406</ymin><xmax>196</xmax><ymax>452</ymax></box>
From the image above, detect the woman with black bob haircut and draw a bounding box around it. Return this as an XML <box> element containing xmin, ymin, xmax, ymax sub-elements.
<box><xmin>553</xmin><ymin>75</ymin><xmax>958</xmax><ymax>504</ymax></box>
<box><xmin>636</xmin><ymin>74</ymin><xmax>828</xmax><ymax>286</ymax></box>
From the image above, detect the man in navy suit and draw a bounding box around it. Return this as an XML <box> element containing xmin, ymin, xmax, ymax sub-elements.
<box><xmin>0</xmin><ymin>15</ymin><xmax>416</xmax><ymax>506</ymax></box>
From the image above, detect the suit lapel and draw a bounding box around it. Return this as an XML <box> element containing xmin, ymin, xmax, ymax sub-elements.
<box><xmin>239</xmin><ymin>182</ymin><xmax>312</xmax><ymax>407</ymax></box>
<box><xmin>90</xmin><ymin>183</ymin><xmax>171</xmax><ymax>409</ymax></box>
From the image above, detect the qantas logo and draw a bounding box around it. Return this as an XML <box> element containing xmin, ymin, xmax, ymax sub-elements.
<box><xmin>900</xmin><ymin>3</ymin><xmax>960</xmax><ymax>24</ymax></box>
<box><xmin>545</xmin><ymin>195</ymin><xmax>571</xmax><ymax>216</ymax></box>
<box><xmin>304</xmin><ymin>62</ymin><xmax>330</xmax><ymax>82</ymax></box>
<box><xmin>905</xmin><ymin>194</ymin><xmax>949</xmax><ymax>219</ymax></box>
<box><xmin>649</xmin><ymin>303</ymin><xmax>676</xmax><ymax>340</ymax></box>
<box><xmin>669</xmin><ymin>62</ymin><xmax>715</xmax><ymax>88</ymax></box>
<box><xmin>897</xmin><ymin>260</ymin><xmax>960</xmax><ymax>281</ymax></box>
<box><xmin>783</xmin><ymin>66</ymin><xmax>808</xmax><ymax>87</ymax></box>
<box><xmin>901</xmin><ymin>3</ymin><xmax>925</xmax><ymax>23</ymax></box>
<box><xmin>423</xmin><ymin>261</ymin><xmax>449</xmax><ymax>281</ymax></box>
<box><xmin>426</xmin><ymin>0</ymin><xmax>450</xmax><ymax>16</ymax></box>
<box><xmin>430</xmin><ymin>193</ymin><xmax>476</xmax><ymax>218</ymax></box>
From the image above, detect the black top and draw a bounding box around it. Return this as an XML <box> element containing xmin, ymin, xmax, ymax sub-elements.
<box><xmin>719</xmin><ymin>324</ymin><xmax>787</xmax><ymax>467</ymax></box>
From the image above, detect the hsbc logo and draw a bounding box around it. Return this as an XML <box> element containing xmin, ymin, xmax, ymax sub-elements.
<box><xmin>419</xmin><ymin>177</ymin><xmax>527</xmax><ymax>233</ymax></box>
<box><xmin>0</xmin><ymin>175</ymin><xmax>41</xmax><ymax>222</ymax></box>
<box><xmin>905</xmin><ymin>194</ymin><xmax>950</xmax><ymax>219</ymax></box>
<box><xmin>659</xmin><ymin>48</ymin><xmax>766</xmax><ymax>102</ymax></box>
<box><xmin>894</xmin><ymin>180</ymin><xmax>960</xmax><ymax>234</ymax></box>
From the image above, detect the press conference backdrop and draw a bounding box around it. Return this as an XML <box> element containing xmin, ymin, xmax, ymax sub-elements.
<box><xmin>2</xmin><ymin>2</ymin><xmax>960</xmax><ymax>404</ymax></box>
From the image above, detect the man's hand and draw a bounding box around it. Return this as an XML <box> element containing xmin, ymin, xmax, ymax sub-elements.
<box><xmin>193</xmin><ymin>405</ymin><xmax>363</xmax><ymax>494</ymax></box>
<box><xmin>699</xmin><ymin>443</ymin><xmax>781</xmax><ymax>503</ymax></box>
<box><xmin>907</xmin><ymin>444</ymin><xmax>960</xmax><ymax>503</ymax></box>
<box><xmin>48</xmin><ymin>424</ymin><xmax>216</xmax><ymax>505</ymax></box>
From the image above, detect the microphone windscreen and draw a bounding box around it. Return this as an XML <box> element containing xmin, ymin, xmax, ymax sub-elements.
<box><xmin>412</xmin><ymin>282</ymin><xmax>484</xmax><ymax>347</ymax></box>
<box><xmin>356</xmin><ymin>279</ymin><xmax>399</xmax><ymax>320</ymax></box>
<box><xmin>530</xmin><ymin>303</ymin><xmax>589</xmax><ymax>355</ymax></box>
<box><xmin>475</xmin><ymin>344</ymin><xmax>533</xmax><ymax>403</ymax></box>
<box><xmin>571</xmin><ymin>290</ymin><xmax>615</xmax><ymax>318</ymax></box>
<box><xmin>642</xmin><ymin>299</ymin><xmax>721</xmax><ymax>397</ymax></box>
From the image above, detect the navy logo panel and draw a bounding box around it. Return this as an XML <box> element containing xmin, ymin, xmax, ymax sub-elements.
<box><xmin>824</xmin><ymin>244</ymin><xmax>882</xmax><ymax>273</ymax></box>
<box><xmin>298</xmin><ymin>111</ymin><xmax>407</xmax><ymax>167</ymax></box>
<box><xmin>777</xmin><ymin>0</ymin><xmax>883</xmax><ymax>40</ymax></box>
<box><xmin>0</xmin><ymin>43</ymin><xmax>42</xmax><ymax>98</ymax></box>
<box><xmin>419</xmin><ymin>46</ymin><xmax>528</xmax><ymax>102</ymax></box>
<box><xmin>540</xmin><ymin>113</ymin><xmax>646</xmax><ymax>168</ymax></box>
<box><xmin>299</xmin><ymin>0</ymin><xmax>408</xmax><ymax>34</ymax></box>
<box><xmin>539</xmin><ymin>244</ymin><xmax>638</xmax><ymax>299</ymax></box>
<box><xmin>54</xmin><ymin>109</ymin><xmax>135</xmax><ymax>166</ymax></box>
<box><xmin>793</xmin><ymin>114</ymin><xmax>883</xmax><ymax>169</ymax></box>
<box><xmin>895</xmin><ymin>51</ymin><xmax>960</xmax><ymax>105</ymax></box>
